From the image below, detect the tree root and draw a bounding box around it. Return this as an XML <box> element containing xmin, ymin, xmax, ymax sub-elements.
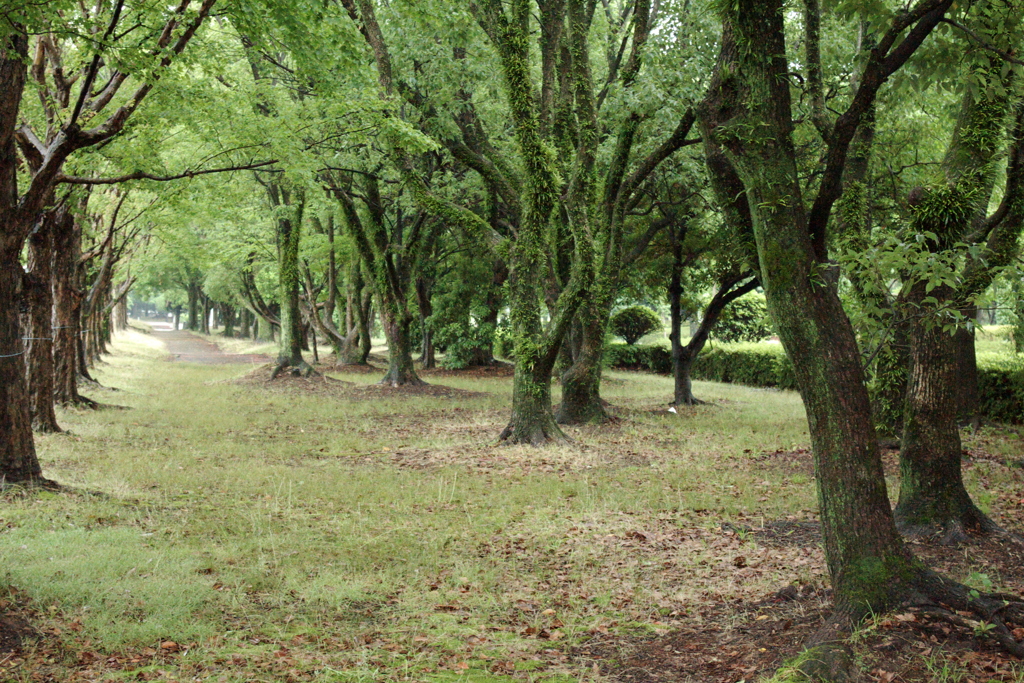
<box><xmin>498</xmin><ymin>421</ymin><xmax>572</xmax><ymax>446</ymax></box>
<box><xmin>378</xmin><ymin>374</ymin><xmax>426</xmax><ymax>387</ymax></box>
<box><xmin>898</xmin><ymin>505</ymin><xmax>1024</xmax><ymax>547</ymax></box>
<box><xmin>0</xmin><ymin>477</ymin><xmax>62</xmax><ymax>494</ymax></box>
<box><xmin>779</xmin><ymin>569</ymin><xmax>1024</xmax><ymax>681</ymax></box>
<box><xmin>270</xmin><ymin>360</ymin><xmax>319</xmax><ymax>379</ymax></box>
<box><xmin>670</xmin><ymin>396</ymin><xmax>706</xmax><ymax>406</ymax></box>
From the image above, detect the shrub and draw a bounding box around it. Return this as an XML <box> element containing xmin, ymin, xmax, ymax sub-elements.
<box><xmin>610</xmin><ymin>305</ymin><xmax>663</xmax><ymax>345</ymax></box>
<box><xmin>605</xmin><ymin>341</ymin><xmax>1024</xmax><ymax>424</ymax></box>
<box><xmin>433</xmin><ymin>321</ymin><xmax>495</xmax><ymax>369</ymax></box>
<box><xmin>604</xmin><ymin>343</ymin><xmax>672</xmax><ymax>373</ymax></box>
<box><xmin>712</xmin><ymin>292</ymin><xmax>772</xmax><ymax>343</ymax></box>
<box><xmin>977</xmin><ymin>355</ymin><xmax>1024</xmax><ymax>423</ymax></box>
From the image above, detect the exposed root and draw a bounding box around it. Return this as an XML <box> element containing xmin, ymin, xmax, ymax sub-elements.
<box><xmin>497</xmin><ymin>421</ymin><xmax>572</xmax><ymax>447</ymax></box>
<box><xmin>0</xmin><ymin>477</ymin><xmax>62</xmax><ymax>494</ymax></box>
<box><xmin>378</xmin><ymin>374</ymin><xmax>427</xmax><ymax>387</ymax></box>
<box><xmin>777</xmin><ymin>569</ymin><xmax>1024</xmax><ymax>681</ymax></box>
<box><xmin>270</xmin><ymin>360</ymin><xmax>319</xmax><ymax>379</ymax></box>
<box><xmin>670</xmin><ymin>396</ymin><xmax>707</xmax><ymax>406</ymax></box>
<box><xmin>57</xmin><ymin>395</ymin><xmax>100</xmax><ymax>410</ymax></box>
<box><xmin>898</xmin><ymin>506</ymin><xmax>1023</xmax><ymax>547</ymax></box>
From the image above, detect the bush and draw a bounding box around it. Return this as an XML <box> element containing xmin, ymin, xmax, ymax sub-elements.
<box><xmin>606</xmin><ymin>341</ymin><xmax>1024</xmax><ymax>424</ymax></box>
<box><xmin>691</xmin><ymin>342</ymin><xmax>796</xmax><ymax>389</ymax></box>
<box><xmin>604</xmin><ymin>343</ymin><xmax>672</xmax><ymax>373</ymax></box>
<box><xmin>977</xmin><ymin>355</ymin><xmax>1024</xmax><ymax>423</ymax></box>
<box><xmin>712</xmin><ymin>292</ymin><xmax>772</xmax><ymax>343</ymax></box>
<box><xmin>604</xmin><ymin>341</ymin><xmax>794</xmax><ymax>387</ymax></box>
<box><xmin>610</xmin><ymin>305</ymin><xmax>663</xmax><ymax>345</ymax></box>
<box><xmin>433</xmin><ymin>321</ymin><xmax>495</xmax><ymax>369</ymax></box>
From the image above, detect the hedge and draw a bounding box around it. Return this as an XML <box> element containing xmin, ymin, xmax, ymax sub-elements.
<box><xmin>605</xmin><ymin>341</ymin><xmax>795</xmax><ymax>389</ymax></box>
<box><xmin>607</xmin><ymin>342</ymin><xmax>1024</xmax><ymax>423</ymax></box>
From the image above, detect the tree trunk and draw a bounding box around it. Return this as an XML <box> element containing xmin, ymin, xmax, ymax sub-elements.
<box><xmin>415</xmin><ymin>277</ymin><xmax>435</xmax><ymax>369</ymax></box>
<box><xmin>239</xmin><ymin>308</ymin><xmax>251</xmax><ymax>338</ymax></box>
<box><xmin>270</xmin><ymin>187</ymin><xmax>315</xmax><ymax>378</ymax></box>
<box><xmin>221</xmin><ymin>304</ymin><xmax>236</xmax><ymax>337</ymax></box>
<box><xmin>378</xmin><ymin>304</ymin><xmax>425</xmax><ymax>386</ymax></box>
<box><xmin>0</xmin><ymin>244</ymin><xmax>46</xmax><ymax>485</ymax></box>
<box><xmin>672</xmin><ymin>272</ymin><xmax>758</xmax><ymax>406</ymax></box>
<box><xmin>186</xmin><ymin>285</ymin><xmax>199</xmax><ymax>331</ymax></box>
<box><xmin>699</xmin><ymin>0</ymin><xmax>925</xmax><ymax>631</ymax></box>
<box><xmin>24</xmin><ymin>208</ymin><xmax>61</xmax><ymax>432</ymax></box>
<box><xmin>555</xmin><ymin>301</ymin><xmax>610</xmax><ymax>424</ymax></box>
<box><xmin>953</xmin><ymin>322</ymin><xmax>979</xmax><ymax>428</ymax></box>
<box><xmin>51</xmin><ymin>202</ymin><xmax>89</xmax><ymax>406</ymax></box>
<box><xmin>500</xmin><ymin>355</ymin><xmax>565</xmax><ymax>445</ymax></box>
<box><xmin>500</xmin><ymin>256</ymin><xmax>572</xmax><ymax>445</ymax></box>
<box><xmin>896</xmin><ymin>284</ymin><xmax>998</xmax><ymax>543</ymax></box>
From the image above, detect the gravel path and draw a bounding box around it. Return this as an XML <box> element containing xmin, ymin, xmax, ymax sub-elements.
<box><xmin>149</xmin><ymin>323</ymin><xmax>271</xmax><ymax>365</ymax></box>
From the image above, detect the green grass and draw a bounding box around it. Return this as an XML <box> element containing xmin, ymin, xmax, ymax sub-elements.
<box><xmin>2</xmin><ymin>329</ymin><xmax>1021</xmax><ymax>682</ymax></box>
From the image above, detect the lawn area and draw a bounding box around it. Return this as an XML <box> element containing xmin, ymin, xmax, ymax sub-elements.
<box><xmin>1</xmin><ymin>329</ymin><xmax>1022</xmax><ymax>682</ymax></box>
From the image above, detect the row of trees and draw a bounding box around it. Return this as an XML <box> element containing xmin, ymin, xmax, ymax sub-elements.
<box><xmin>4</xmin><ymin>0</ymin><xmax>1024</xmax><ymax>673</ymax></box>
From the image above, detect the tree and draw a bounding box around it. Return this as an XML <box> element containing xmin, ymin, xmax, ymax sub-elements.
<box><xmin>1</xmin><ymin>0</ymin><xmax>218</xmax><ymax>486</ymax></box>
<box><xmin>700</xmin><ymin>0</ymin><xmax>1024</xmax><ymax>673</ymax></box>
<box><xmin>892</xmin><ymin>3</ymin><xmax>1024</xmax><ymax>543</ymax></box>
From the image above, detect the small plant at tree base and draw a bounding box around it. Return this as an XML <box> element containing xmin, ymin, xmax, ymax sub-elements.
<box><xmin>610</xmin><ymin>305</ymin><xmax>663</xmax><ymax>345</ymax></box>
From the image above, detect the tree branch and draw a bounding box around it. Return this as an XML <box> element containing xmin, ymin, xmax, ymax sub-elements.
<box><xmin>57</xmin><ymin>159</ymin><xmax>279</xmax><ymax>185</ymax></box>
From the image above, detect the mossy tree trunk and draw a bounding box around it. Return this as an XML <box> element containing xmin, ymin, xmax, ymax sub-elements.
<box><xmin>896</xmin><ymin>15</ymin><xmax>1022</xmax><ymax>542</ymax></box>
<box><xmin>896</xmin><ymin>282</ymin><xmax>997</xmax><ymax>543</ymax></box>
<box><xmin>269</xmin><ymin>185</ymin><xmax>315</xmax><ymax>379</ymax></box>
<box><xmin>700</xmin><ymin>0</ymin><xmax>955</xmax><ymax>662</ymax></box>
<box><xmin>334</xmin><ymin>176</ymin><xmax>430</xmax><ymax>387</ymax></box>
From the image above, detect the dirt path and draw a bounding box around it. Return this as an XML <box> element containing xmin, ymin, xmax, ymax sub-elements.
<box><xmin>149</xmin><ymin>323</ymin><xmax>270</xmax><ymax>365</ymax></box>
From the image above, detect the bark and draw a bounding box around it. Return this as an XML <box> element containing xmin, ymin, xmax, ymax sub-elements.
<box><xmin>555</xmin><ymin>300</ymin><xmax>611</xmax><ymax>424</ymax></box>
<box><xmin>25</xmin><ymin>206</ymin><xmax>61</xmax><ymax>432</ymax></box>
<box><xmin>896</xmin><ymin>283</ymin><xmax>999</xmax><ymax>543</ymax></box>
<box><xmin>186</xmin><ymin>284</ymin><xmax>200</xmax><ymax>330</ymax></box>
<box><xmin>220</xmin><ymin>303</ymin><xmax>235</xmax><ymax>337</ymax></box>
<box><xmin>239</xmin><ymin>308</ymin><xmax>251</xmax><ymax>338</ymax></box>
<box><xmin>415</xmin><ymin>277</ymin><xmax>435</xmax><ymax>369</ymax></box>
<box><xmin>0</xmin><ymin>33</ymin><xmax>48</xmax><ymax>484</ymax></box>
<box><xmin>895</xmin><ymin>15</ymin><xmax>1020</xmax><ymax>543</ymax></box>
<box><xmin>270</xmin><ymin>187</ymin><xmax>315</xmax><ymax>379</ymax></box>
<box><xmin>0</xmin><ymin>246</ymin><xmax>45</xmax><ymax>485</ymax></box>
<box><xmin>698</xmin><ymin>0</ymin><xmax>953</xmax><ymax>634</ymax></box>
<box><xmin>51</xmin><ymin>201</ymin><xmax>93</xmax><ymax>406</ymax></box>
<box><xmin>378</xmin><ymin>306</ymin><xmax>425</xmax><ymax>386</ymax></box>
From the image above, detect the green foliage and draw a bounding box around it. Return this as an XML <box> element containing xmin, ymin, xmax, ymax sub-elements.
<box><xmin>977</xmin><ymin>355</ymin><xmax>1024</xmax><ymax>424</ymax></box>
<box><xmin>609</xmin><ymin>339</ymin><xmax>1024</xmax><ymax>425</ymax></box>
<box><xmin>610</xmin><ymin>306</ymin><xmax>663</xmax><ymax>345</ymax></box>
<box><xmin>604</xmin><ymin>343</ymin><xmax>672</xmax><ymax>374</ymax></box>
<box><xmin>493</xmin><ymin>323</ymin><xmax>515</xmax><ymax>361</ymax></box>
<box><xmin>711</xmin><ymin>292</ymin><xmax>772</xmax><ymax>343</ymax></box>
<box><xmin>690</xmin><ymin>343</ymin><xmax>796</xmax><ymax>389</ymax></box>
<box><xmin>605</xmin><ymin>341</ymin><xmax>796</xmax><ymax>389</ymax></box>
<box><xmin>434</xmin><ymin>322</ymin><xmax>495</xmax><ymax>370</ymax></box>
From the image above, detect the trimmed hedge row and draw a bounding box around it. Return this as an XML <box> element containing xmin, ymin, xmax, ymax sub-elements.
<box><xmin>605</xmin><ymin>342</ymin><xmax>796</xmax><ymax>389</ymax></box>
<box><xmin>607</xmin><ymin>342</ymin><xmax>1024</xmax><ymax>423</ymax></box>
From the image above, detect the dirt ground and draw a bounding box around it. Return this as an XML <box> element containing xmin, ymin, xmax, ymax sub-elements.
<box><xmin>152</xmin><ymin>326</ymin><xmax>270</xmax><ymax>365</ymax></box>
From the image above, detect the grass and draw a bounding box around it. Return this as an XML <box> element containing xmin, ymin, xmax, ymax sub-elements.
<box><xmin>1</xmin><ymin>329</ymin><xmax>1022</xmax><ymax>682</ymax></box>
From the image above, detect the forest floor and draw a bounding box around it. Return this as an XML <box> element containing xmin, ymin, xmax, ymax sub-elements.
<box><xmin>1</xmin><ymin>326</ymin><xmax>1023</xmax><ymax>682</ymax></box>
